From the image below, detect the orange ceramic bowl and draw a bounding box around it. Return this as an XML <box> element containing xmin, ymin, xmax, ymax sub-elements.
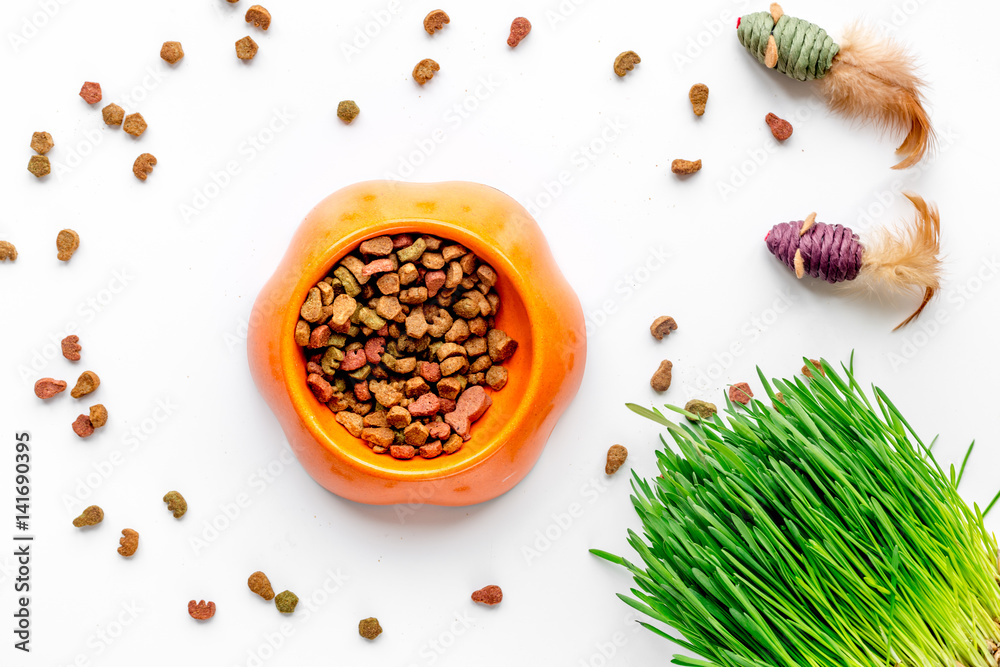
<box><xmin>247</xmin><ymin>181</ymin><xmax>586</xmax><ymax>506</ymax></box>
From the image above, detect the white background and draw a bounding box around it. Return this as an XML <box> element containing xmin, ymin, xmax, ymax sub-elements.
<box><xmin>1</xmin><ymin>0</ymin><xmax>998</xmax><ymax>665</ymax></box>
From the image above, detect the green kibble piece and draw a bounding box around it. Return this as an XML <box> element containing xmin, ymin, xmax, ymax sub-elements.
<box><xmin>337</xmin><ymin>100</ymin><xmax>360</xmax><ymax>124</ymax></box>
<box><xmin>359</xmin><ymin>617</ymin><xmax>383</xmax><ymax>640</ymax></box>
<box><xmin>275</xmin><ymin>590</ymin><xmax>299</xmax><ymax>614</ymax></box>
<box><xmin>358</xmin><ymin>307</ymin><xmax>386</xmax><ymax>331</ymax></box>
<box><xmin>683</xmin><ymin>399</ymin><xmax>717</xmax><ymax>422</ymax></box>
<box><xmin>382</xmin><ymin>355</ymin><xmax>397</xmax><ymax>371</ymax></box>
<box><xmin>334</xmin><ymin>267</ymin><xmax>361</xmax><ymax>297</ymax></box>
<box><xmin>348</xmin><ymin>364</ymin><xmax>371</xmax><ymax>381</ymax></box>
<box><xmin>162</xmin><ymin>490</ymin><xmax>188</xmax><ymax>518</ymax></box>
<box><xmin>347</xmin><ymin>325</ymin><xmax>360</xmax><ymax>337</ymax></box>
<box><xmin>321</xmin><ymin>347</ymin><xmax>345</xmax><ymax>375</ymax></box>
<box><xmin>333</xmin><ymin>377</ymin><xmax>347</xmax><ymax>393</ymax></box>
<box><xmin>329</xmin><ymin>333</ymin><xmax>347</xmax><ymax>348</ymax></box>
<box><xmin>396</xmin><ymin>238</ymin><xmax>427</xmax><ymax>264</ymax></box>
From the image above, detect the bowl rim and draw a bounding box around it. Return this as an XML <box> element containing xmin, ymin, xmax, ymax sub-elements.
<box><xmin>281</xmin><ymin>216</ymin><xmax>540</xmax><ymax>481</ymax></box>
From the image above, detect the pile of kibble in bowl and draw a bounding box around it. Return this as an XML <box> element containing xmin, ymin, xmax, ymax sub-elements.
<box><xmin>296</xmin><ymin>233</ymin><xmax>519</xmax><ymax>460</ymax></box>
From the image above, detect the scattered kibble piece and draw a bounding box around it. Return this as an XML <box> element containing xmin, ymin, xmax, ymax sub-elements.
<box><xmin>802</xmin><ymin>359</ymin><xmax>824</xmax><ymax>378</ymax></box>
<box><xmin>72</xmin><ymin>505</ymin><xmax>104</xmax><ymax>527</ymax></box>
<box><xmin>729</xmin><ymin>382</ymin><xmax>754</xmax><ymax>405</ymax></box>
<box><xmin>72</xmin><ymin>414</ymin><xmax>94</xmax><ymax>438</ymax></box>
<box><xmin>413</xmin><ymin>58</ymin><xmax>440</xmax><ymax>85</ymax></box>
<box><xmin>650</xmin><ymin>360</ymin><xmax>672</xmax><ymax>392</ymax></box>
<box><xmin>606</xmin><ymin>444</ymin><xmax>628</xmax><ymax>475</ymax></box>
<box><xmin>133</xmin><ymin>153</ymin><xmax>157</xmax><ymax>181</ymax></box>
<box><xmin>163</xmin><ymin>490</ymin><xmax>187</xmax><ymax>518</ymax></box>
<box><xmin>613</xmin><ymin>50</ymin><xmax>640</xmax><ymax>77</ymax></box>
<box><xmin>188</xmin><ymin>600</ymin><xmax>216</xmax><ymax>620</ymax></box>
<box><xmin>689</xmin><ymin>83</ymin><xmax>709</xmax><ymax>116</ymax></box>
<box><xmin>34</xmin><ymin>378</ymin><xmax>67</xmax><ymax>399</ymax></box>
<box><xmin>102</xmin><ymin>103</ymin><xmax>124</xmax><ymax>126</ymax></box>
<box><xmin>118</xmin><ymin>528</ymin><xmax>139</xmax><ymax>557</ymax></box>
<box><xmin>236</xmin><ymin>35</ymin><xmax>259</xmax><ymax>60</ymax></box>
<box><xmin>160</xmin><ymin>41</ymin><xmax>184</xmax><ymax>64</ymax></box>
<box><xmin>246</xmin><ymin>5</ymin><xmax>271</xmax><ymax>29</ymax></box>
<box><xmin>275</xmin><ymin>590</ymin><xmax>298</xmax><ymax>613</ymax></box>
<box><xmin>31</xmin><ymin>132</ymin><xmax>54</xmax><ymax>155</ymax></box>
<box><xmin>471</xmin><ymin>584</ymin><xmax>503</xmax><ymax>606</ymax></box>
<box><xmin>507</xmin><ymin>17</ymin><xmax>531</xmax><ymax>48</ymax></box>
<box><xmin>62</xmin><ymin>335</ymin><xmax>82</xmax><ymax>361</ymax></box>
<box><xmin>337</xmin><ymin>100</ymin><xmax>360</xmax><ymax>124</ymax></box>
<box><xmin>0</xmin><ymin>241</ymin><xmax>16</xmax><ymax>261</ymax></box>
<box><xmin>89</xmin><ymin>404</ymin><xmax>108</xmax><ymax>429</ymax></box>
<box><xmin>79</xmin><ymin>81</ymin><xmax>102</xmax><ymax>104</ymax></box>
<box><xmin>57</xmin><ymin>229</ymin><xmax>80</xmax><ymax>261</ymax></box>
<box><xmin>359</xmin><ymin>617</ymin><xmax>383</xmax><ymax>640</ymax></box>
<box><xmin>684</xmin><ymin>399</ymin><xmax>717</xmax><ymax>421</ymax></box>
<box><xmin>671</xmin><ymin>159</ymin><xmax>701</xmax><ymax>175</ymax></box>
<box><xmin>70</xmin><ymin>370</ymin><xmax>100</xmax><ymax>399</ymax></box>
<box><xmin>772</xmin><ymin>392</ymin><xmax>786</xmax><ymax>408</ymax></box>
<box><xmin>423</xmin><ymin>9</ymin><xmax>449</xmax><ymax>34</ymax></box>
<box><xmin>28</xmin><ymin>155</ymin><xmax>51</xmax><ymax>178</ymax></box>
<box><xmin>123</xmin><ymin>113</ymin><xmax>147</xmax><ymax>138</ymax></box>
<box><xmin>766</xmin><ymin>112</ymin><xmax>793</xmax><ymax>141</ymax></box>
<box><xmin>248</xmin><ymin>571</ymin><xmax>275</xmax><ymax>600</ymax></box>
<box><xmin>649</xmin><ymin>316</ymin><xmax>677</xmax><ymax>340</ymax></box>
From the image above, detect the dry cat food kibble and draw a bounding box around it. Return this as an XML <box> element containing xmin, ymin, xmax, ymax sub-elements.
<box><xmin>57</xmin><ymin>229</ymin><xmax>80</xmax><ymax>261</ymax></box>
<box><xmin>649</xmin><ymin>316</ymin><xmax>677</xmax><ymax>340</ymax></box>
<box><xmin>337</xmin><ymin>100</ymin><xmax>360</xmax><ymax>124</ymax></box>
<box><xmin>248</xmin><ymin>571</ymin><xmax>275</xmax><ymax>600</ymax></box>
<box><xmin>0</xmin><ymin>241</ymin><xmax>17</xmax><ymax>261</ymax></box>
<box><xmin>123</xmin><ymin>113</ymin><xmax>147</xmax><ymax>138</ymax></box>
<box><xmin>605</xmin><ymin>444</ymin><xmax>628</xmax><ymax>475</ymax></box>
<box><xmin>79</xmin><ymin>81</ymin><xmax>102</xmax><ymax>104</ymax></box>
<box><xmin>160</xmin><ymin>41</ymin><xmax>184</xmax><ymax>64</ymax></box>
<box><xmin>102</xmin><ymin>103</ymin><xmax>124</xmax><ymax>126</ymax></box>
<box><xmin>650</xmin><ymin>360</ymin><xmax>673</xmax><ymax>392</ymax></box>
<box><xmin>245</xmin><ymin>5</ymin><xmax>271</xmax><ymax>30</ymax></box>
<box><xmin>413</xmin><ymin>58</ymin><xmax>440</xmax><ymax>85</ymax></box>
<box><xmin>671</xmin><ymin>159</ymin><xmax>702</xmax><ymax>175</ymax></box>
<box><xmin>28</xmin><ymin>155</ymin><xmax>50</xmax><ymax>178</ymax></box>
<box><xmin>236</xmin><ymin>36</ymin><xmax>259</xmax><ymax>60</ymax></box>
<box><xmin>118</xmin><ymin>528</ymin><xmax>139</xmax><ymax>557</ymax></box>
<box><xmin>423</xmin><ymin>9</ymin><xmax>449</xmax><ymax>34</ymax></box>
<box><xmin>766</xmin><ymin>113</ymin><xmax>793</xmax><ymax>141</ymax></box>
<box><xmin>689</xmin><ymin>83</ymin><xmax>709</xmax><ymax>116</ymax></box>
<box><xmin>62</xmin><ymin>335</ymin><xmax>82</xmax><ymax>361</ymax></box>
<box><xmin>507</xmin><ymin>17</ymin><xmax>531</xmax><ymax>47</ymax></box>
<box><xmin>70</xmin><ymin>370</ymin><xmax>100</xmax><ymax>398</ymax></box>
<box><xmin>802</xmin><ymin>359</ymin><xmax>824</xmax><ymax>378</ymax></box>
<box><xmin>89</xmin><ymin>404</ymin><xmax>108</xmax><ymax>429</ymax></box>
<box><xmin>359</xmin><ymin>617</ymin><xmax>383</xmax><ymax>640</ymax></box>
<box><xmin>471</xmin><ymin>584</ymin><xmax>503</xmax><ymax>606</ymax></box>
<box><xmin>729</xmin><ymin>382</ymin><xmax>753</xmax><ymax>405</ymax></box>
<box><xmin>188</xmin><ymin>600</ymin><xmax>216</xmax><ymax>620</ymax></box>
<box><xmin>613</xmin><ymin>50</ymin><xmax>641</xmax><ymax>77</ymax></box>
<box><xmin>275</xmin><ymin>590</ymin><xmax>298</xmax><ymax>613</ymax></box>
<box><xmin>297</xmin><ymin>233</ymin><xmax>517</xmax><ymax>460</ymax></box>
<box><xmin>72</xmin><ymin>505</ymin><xmax>104</xmax><ymax>527</ymax></box>
<box><xmin>133</xmin><ymin>153</ymin><xmax>157</xmax><ymax>181</ymax></box>
<box><xmin>163</xmin><ymin>490</ymin><xmax>187</xmax><ymax>518</ymax></box>
<box><xmin>72</xmin><ymin>414</ymin><xmax>94</xmax><ymax>438</ymax></box>
<box><xmin>684</xmin><ymin>399</ymin><xmax>717</xmax><ymax>421</ymax></box>
<box><xmin>34</xmin><ymin>378</ymin><xmax>67</xmax><ymax>399</ymax></box>
<box><xmin>31</xmin><ymin>132</ymin><xmax>54</xmax><ymax>155</ymax></box>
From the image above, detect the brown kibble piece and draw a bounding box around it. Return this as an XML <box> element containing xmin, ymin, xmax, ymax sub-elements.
<box><xmin>766</xmin><ymin>113</ymin><xmax>793</xmax><ymax>141</ymax></box>
<box><xmin>123</xmin><ymin>113</ymin><xmax>147</xmax><ymax>137</ymax></box>
<box><xmin>729</xmin><ymin>382</ymin><xmax>754</xmax><ymax>405</ymax></box>
<box><xmin>650</xmin><ymin>360</ymin><xmax>672</xmax><ymax>392</ymax></box>
<box><xmin>413</xmin><ymin>58</ymin><xmax>440</xmax><ymax>85</ymax></box>
<box><xmin>79</xmin><ymin>81</ymin><xmax>102</xmax><ymax>104</ymax></box>
<box><xmin>424</xmin><ymin>9</ymin><xmax>449</xmax><ymax>34</ymax></box>
<box><xmin>72</xmin><ymin>414</ymin><xmax>94</xmax><ymax>437</ymax></box>
<box><xmin>248</xmin><ymin>571</ymin><xmax>275</xmax><ymax>600</ymax></box>
<box><xmin>338</xmin><ymin>100</ymin><xmax>360</xmax><ymax>124</ymax></box>
<box><xmin>359</xmin><ymin>617</ymin><xmax>383</xmax><ymax>640</ymax></box>
<box><xmin>102</xmin><ymin>103</ymin><xmax>124</xmax><ymax>126</ymax></box>
<box><xmin>163</xmin><ymin>490</ymin><xmax>187</xmax><ymax>518</ymax></box>
<box><xmin>28</xmin><ymin>155</ymin><xmax>50</xmax><ymax>178</ymax></box>
<box><xmin>34</xmin><ymin>378</ymin><xmax>67</xmax><ymax>399</ymax></box>
<box><xmin>89</xmin><ymin>404</ymin><xmax>108</xmax><ymax>429</ymax></box>
<box><xmin>613</xmin><ymin>51</ymin><xmax>640</xmax><ymax>77</ymax></box>
<box><xmin>70</xmin><ymin>370</ymin><xmax>100</xmax><ymax>398</ymax></box>
<box><xmin>471</xmin><ymin>585</ymin><xmax>503</xmax><ymax>606</ymax></box>
<box><xmin>160</xmin><ymin>41</ymin><xmax>184</xmax><ymax>64</ymax></box>
<box><xmin>689</xmin><ymin>83</ymin><xmax>709</xmax><ymax>116</ymax></box>
<box><xmin>245</xmin><ymin>5</ymin><xmax>271</xmax><ymax>29</ymax></box>
<box><xmin>507</xmin><ymin>17</ymin><xmax>531</xmax><ymax>48</ymax></box>
<box><xmin>57</xmin><ymin>229</ymin><xmax>80</xmax><ymax>261</ymax></box>
<box><xmin>485</xmin><ymin>365</ymin><xmax>507</xmax><ymax>390</ymax></box>
<box><xmin>133</xmin><ymin>153</ymin><xmax>157</xmax><ymax>181</ymax></box>
<box><xmin>62</xmin><ymin>335</ymin><xmax>82</xmax><ymax>361</ymax></box>
<box><xmin>72</xmin><ymin>505</ymin><xmax>104</xmax><ymax>527</ymax></box>
<box><xmin>118</xmin><ymin>528</ymin><xmax>139</xmax><ymax>557</ymax></box>
<box><xmin>606</xmin><ymin>444</ymin><xmax>628</xmax><ymax>475</ymax></box>
<box><xmin>671</xmin><ymin>159</ymin><xmax>702</xmax><ymax>175</ymax></box>
<box><xmin>31</xmin><ymin>132</ymin><xmax>54</xmax><ymax>155</ymax></box>
<box><xmin>188</xmin><ymin>600</ymin><xmax>216</xmax><ymax>620</ymax></box>
<box><xmin>236</xmin><ymin>36</ymin><xmax>259</xmax><ymax>60</ymax></box>
<box><xmin>390</xmin><ymin>444</ymin><xmax>416</xmax><ymax>460</ymax></box>
<box><xmin>650</xmin><ymin>316</ymin><xmax>678</xmax><ymax>340</ymax></box>
<box><xmin>802</xmin><ymin>359</ymin><xmax>824</xmax><ymax>378</ymax></box>
<box><xmin>0</xmin><ymin>241</ymin><xmax>16</xmax><ymax>261</ymax></box>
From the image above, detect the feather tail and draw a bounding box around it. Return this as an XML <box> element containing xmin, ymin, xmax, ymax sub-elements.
<box><xmin>851</xmin><ymin>193</ymin><xmax>941</xmax><ymax>330</ymax></box>
<box><xmin>820</xmin><ymin>24</ymin><xmax>933</xmax><ymax>169</ymax></box>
